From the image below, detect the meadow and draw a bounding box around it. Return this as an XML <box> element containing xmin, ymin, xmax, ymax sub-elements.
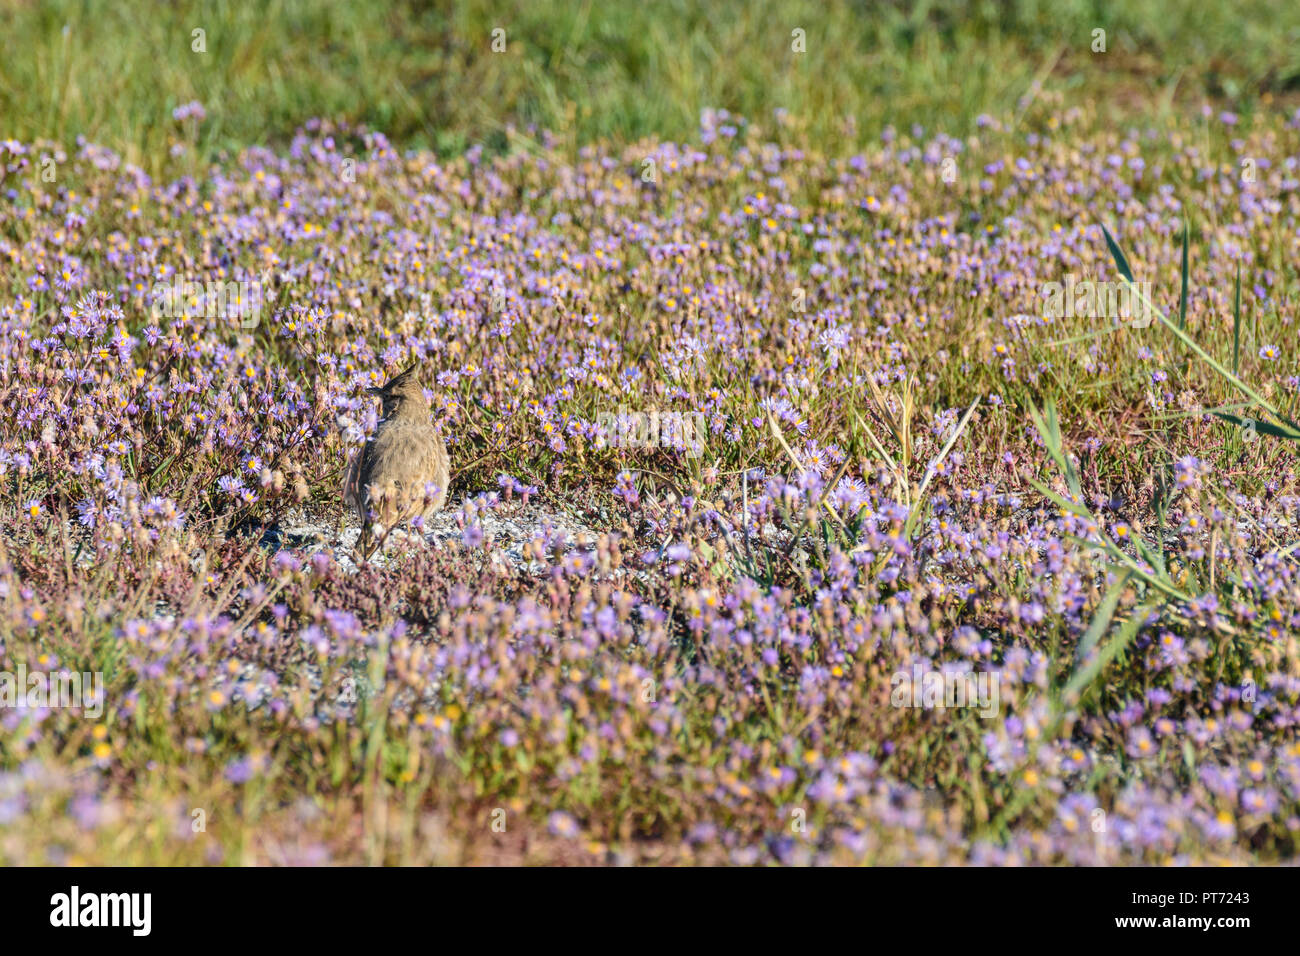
<box><xmin>1</xmin><ymin>0</ymin><xmax>1299</xmax><ymax>865</ymax></box>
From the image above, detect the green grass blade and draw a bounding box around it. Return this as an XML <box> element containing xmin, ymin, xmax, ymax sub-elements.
<box><xmin>1026</xmin><ymin>401</ymin><xmax>1081</xmax><ymax>497</ymax></box>
<box><xmin>1076</xmin><ymin>571</ymin><xmax>1129</xmax><ymax>665</ymax></box>
<box><xmin>1232</xmin><ymin>263</ymin><xmax>1241</xmax><ymax>376</ymax></box>
<box><xmin>1064</xmin><ymin>602</ymin><xmax>1152</xmax><ymax>703</ymax></box>
<box><xmin>1178</xmin><ymin>219</ymin><xmax>1189</xmax><ymax>333</ymax></box>
<box><xmin>1100</xmin><ymin>223</ymin><xmax>1135</xmax><ymax>283</ymax></box>
<box><xmin>1212</xmin><ymin>412</ymin><xmax>1300</xmax><ymax>442</ymax></box>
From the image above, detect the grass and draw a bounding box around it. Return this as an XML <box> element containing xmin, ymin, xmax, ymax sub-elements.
<box><xmin>2</xmin><ymin>0</ymin><xmax>1300</xmax><ymax>173</ymax></box>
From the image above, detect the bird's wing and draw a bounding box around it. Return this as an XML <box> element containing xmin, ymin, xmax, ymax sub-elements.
<box><xmin>365</xmin><ymin>423</ymin><xmax>449</xmax><ymax>521</ymax></box>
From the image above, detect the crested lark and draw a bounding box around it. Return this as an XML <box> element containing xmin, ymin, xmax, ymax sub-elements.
<box><xmin>342</xmin><ymin>363</ymin><xmax>450</xmax><ymax>560</ymax></box>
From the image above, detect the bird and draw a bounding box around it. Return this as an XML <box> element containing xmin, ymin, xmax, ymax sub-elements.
<box><xmin>342</xmin><ymin>362</ymin><xmax>450</xmax><ymax>560</ymax></box>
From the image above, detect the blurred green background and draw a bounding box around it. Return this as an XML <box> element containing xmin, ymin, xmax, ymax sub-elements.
<box><xmin>2</xmin><ymin>0</ymin><xmax>1299</xmax><ymax>168</ymax></box>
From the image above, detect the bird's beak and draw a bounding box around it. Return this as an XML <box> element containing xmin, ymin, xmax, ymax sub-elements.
<box><xmin>366</xmin><ymin>386</ymin><xmax>384</xmax><ymax>396</ymax></box>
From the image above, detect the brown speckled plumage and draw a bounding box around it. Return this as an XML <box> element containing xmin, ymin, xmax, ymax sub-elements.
<box><xmin>342</xmin><ymin>363</ymin><xmax>449</xmax><ymax>559</ymax></box>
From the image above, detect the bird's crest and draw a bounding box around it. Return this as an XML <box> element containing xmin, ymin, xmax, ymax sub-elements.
<box><xmin>381</xmin><ymin>361</ymin><xmax>420</xmax><ymax>392</ymax></box>
<box><xmin>369</xmin><ymin>361</ymin><xmax>422</xmax><ymax>396</ymax></box>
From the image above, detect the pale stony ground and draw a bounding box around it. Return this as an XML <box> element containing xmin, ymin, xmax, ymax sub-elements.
<box><xmin>267</xmin><ymin>492</ymin><xmax>610</xmax><ymax>575</ymax></box>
